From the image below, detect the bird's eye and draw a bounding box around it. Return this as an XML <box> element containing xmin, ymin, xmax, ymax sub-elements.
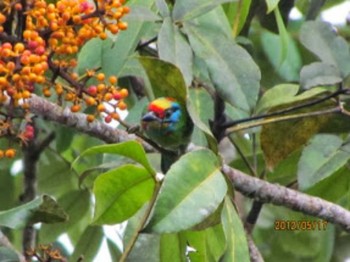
<box><xmin>165</xmin><ymin>110</ymin><xmax>172</xmax><ymax>119</ymax></box>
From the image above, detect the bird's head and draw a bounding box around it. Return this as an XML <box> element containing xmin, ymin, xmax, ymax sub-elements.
<box><xmin>141</xmin><ymin>97</ymin><xmax>182</xmax><ymax>135</ymax></box>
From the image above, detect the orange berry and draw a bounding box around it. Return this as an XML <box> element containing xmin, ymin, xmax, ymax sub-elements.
<box><xmin>22</xmin><ymin>90</ymin><xmax>31</xmax><ymax>99</ymax></box>
<box><xmin>111</xmin><ymin>112</ymin><xmax>120</xmax><ymax>120</ymax></box>
<box><xmin>71</xmin><ymin>104</ymin><xmax>81</xmax><ymax>112</ymax></box>
<box><xmin>0</xmin><ymin>76</ymin><xmax>7</xmax><ymax>86</ymax></box>
<box><xmin>85</xmin><ymin>97</ymin><xmax>96</xmax><ymax>106</ymax></box>
<box><xmin>43</xmin><ymin>89</ymin><xmax>51</xmax><ymax>97</ymax></box>
<box><xmin>118</xmin><ymin>100</ymin><xmax>127</xmax><ymax>110</ymax></box>
<box><xmin>99</xmin><ymin>32</ymin><xmax>107</xmax><ymax>40</ymax></box>
<box><xmin>14</xmin><ymin>3</ymin><xmax>22</xmax><ymax>10</ymax></box>
<box><xmin>14</xmin><ymin>43</ymin><xmax>25</xmax><ymax>53</ymax></box>
<box><xmin>119</xmin><ymin>88</ymin><xmax>128</xmax><ymax>98</ymax></box>
<box><xmin>123</xmin><ymin>6</ymin><xmax>130</xmax><ymax>14</ymax></box>
<box><xmin>5</xmin><ymin>148</ymin><xmax>16</xmax><ymax>158</ymax></box>
<box><xmin>96</xmin><ymin>73</ymin><xmax>105</xmax><ymax>81</ymax></box>
<box><xmin>109</xmin><ymin>75</ymin><xmax>118</xmax><ymax>85</ymax></box>
<box><xmin>117</xmin><ymin>21</ymin><xmax>128</xmax><ymax>30</ymax></box>
<box><xmin>0</xmin><ymin>150</ymin><xmax>4</xmax><ymax>159</ymax></box>
<box><xmin>0</xmin><ymin>13</ymin><xmax>6</xmax><ymax>24</ymax></box>
<box><xmin>97</xmin><ymin>103</ymin><xmax>105</xmax><ymax>112</ymax></box>
<box><xmin>86</xmin><ymin>114</ymin><xmax>95</xmax><ymax>122</ymax></box>
<box><xmin>104</xmin><ymin>93</ymin><xmax>113</xmax><ymax>101</ymax></box>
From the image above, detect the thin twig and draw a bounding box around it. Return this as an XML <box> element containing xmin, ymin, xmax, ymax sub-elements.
<box><xmin>225</xmin><ymin>107</ymin><xmax>341</xmax><ymax>134</ymax></box>
<box><xmin>222</xmin><ymin>88</ymin><xmax>348</xmax><ymax>128</ymax></box>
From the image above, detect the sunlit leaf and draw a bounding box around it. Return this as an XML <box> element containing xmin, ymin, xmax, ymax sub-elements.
<box><xmin>73</xmin><ymin>141</ymin><xmax>155</xmax><ymax>176</ymax></box>
<box><xmin>93</xmin><ymin>165</ymin><xmax>155</xmax><ymax>224</ymax></box>
<box><xmin>144</xmin><ymin>149</ymin><xmax>227</xmax><ymax>233</ymax></box>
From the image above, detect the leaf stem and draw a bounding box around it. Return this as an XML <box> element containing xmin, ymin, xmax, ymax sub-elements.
<box><xmin>119</xmin><ymin>180</ymin><xmax>162</xmax><ymax>262</ymax></box>
<box><xmin>225</xmin><ymin>107</ymin><xmax>341</xmax><ymax>135</ymax></box>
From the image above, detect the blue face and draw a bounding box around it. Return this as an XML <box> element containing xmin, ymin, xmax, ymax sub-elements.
<box><xmin>162</xmin><ymin>102</ymin><xmax>181</xmax><ymax>132</ymax></box>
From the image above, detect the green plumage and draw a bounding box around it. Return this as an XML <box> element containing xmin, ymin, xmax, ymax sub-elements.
<box><xmin>141</xmin><ymin>97</ymin><xmax>193</xmax><ymax>172</ymax></box>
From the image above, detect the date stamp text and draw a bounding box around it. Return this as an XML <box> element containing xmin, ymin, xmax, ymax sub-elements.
<box><xmin>274</xmin><ymin>219</ymin><xmax>328</xmax><ymax>231</ymax></box>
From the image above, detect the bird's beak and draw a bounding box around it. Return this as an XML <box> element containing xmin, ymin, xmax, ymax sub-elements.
<box><xmin>142</xmin><ymin>111</ymin><xmax>160</xmax><ymax>122</ymax></box>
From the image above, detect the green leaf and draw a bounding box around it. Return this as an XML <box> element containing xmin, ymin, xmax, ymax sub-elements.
<box><xmin>260</xmin><ymin>30</ymin><xmax>302</xmax><ymax>82</ymax></box>
<box><xmin>306</xmin><ymin>166</ymin><xmax>350</xmax><ymax>202</ymax></box>
<box><xmin>160</xmin><ymin>234</ymin><xmax>187</xmax><ymax>262</ymax></box>
<box><xmin>184</xmin><ymin>21</ymin><xmax>261</xmax><ymax>112</ymax></box>
<box><xmin>172</xmin><ymin>0</ymin><xmax>235</xmax><ymax>22</ymax></box>
<box><xmin>300</xmin><ymin>21</ymin><xmax>350</xmax><ymax>77</ymax></box>
<box><xmin>184</xmin><ymin>225</ymin><xmax>226</xmax><ymax>262</ymax></box>
<box><xmin>144</xmin><ymin>149</ymin><xmax>227</xmax><ymax>233</ymax></box>
<box><xmin>156</xmin><ymin>0</ymin><xmax>170</xmax><ymax>17</ymax></box>
<box><xmin>93</xmin><ymin>165</ymin><xmax>155</xmax><ymax>224</ymax></box>
<box><xmin>139</xmin><ymin>56</ymin><xmax>187</xmax><ymax>105</ymax></box>
<box><xmin>107</xmin><ymin>238</ymin><xmax>122</xmax><ymax>261</ymax></box>
<box><xmin>223</xmin><ymin>1</ymin><xmax>251</xmax><ymax>36</ymax></box>
<box><xmin>0</xmin><ymin>195</ymin><xmax>67</xmax><ymax>229</ymax></box>
<box><xmin>220</xmin><ymin>197</ymin><xmax>250</xmax><ymax>262</ymax></box>
<box><xmin>158</xmin><ymin>17</ymin><xmax>193</xmax><ymax>86</ymax></box>
<box><xmin>73</xmin><ymin>141</ymin><xmax>155</xmax><ymax>176</ymax></box>
<box><xmin>70</xmin><ymin>226</ymin><xmax>104</xmax><ymax>262</ymax></box>
<box><xmin>256</xmin><ymin>84</ymin><xmax>299</xmax><ymax>114</ymax></box>
<box><xmin>297</xmin><ymin>134</ymin><xmax>350</xmax><ymax>190</ymax></box>
<box><xmin>188</xmin><ymin>88</ymin><xmax>214</xmax><ymax>147</ymax></box>
<box><xmin>266</xmin><ymin>0</ymin><xmax>280</xmax><ymax>13</ymax></box>
<box><xmin>256</xmin><ymin>85</ymin><xmax>329</xmax><ymax>114</ymax></box>
<box><xmin>300</xmin><ymin>62</ymin><xmax>342</xmax><ymax>89</ymax></box>
<box><xmin>126</xmin><ymin>5</ymin><xmax>160</xmax><ymax>21</ymax></box>
<box><xmin>40</xmin><ymin>190</ymin><xmax>91</xmax><ymax>243</ymax></box>
<box><xmin>0</xmin><ymin>247</ymin><xmax>20</xmax><ymax>262</ymax></box>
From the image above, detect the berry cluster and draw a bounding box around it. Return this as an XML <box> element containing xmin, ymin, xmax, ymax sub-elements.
<box><xmin>0</xmin><ymin>0</ymin><xmax>130</xmax><ymax>158</ymax></box>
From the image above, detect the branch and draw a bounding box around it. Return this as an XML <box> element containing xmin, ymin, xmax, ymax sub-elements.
<box><xmin>222</xmin><ymin>165</ymin><xmax>350</xmax><ymax>232</ymax></box>
<box><xmin>27</xmin><ymin>94</ymin><xmax>153</xmax><ymax>151</ymax></box>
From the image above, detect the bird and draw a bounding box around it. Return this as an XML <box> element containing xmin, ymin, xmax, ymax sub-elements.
<box><xmin>141</xmin><ymin>97</ymin><xmax>193</xmax><ymax>173</ymax></box>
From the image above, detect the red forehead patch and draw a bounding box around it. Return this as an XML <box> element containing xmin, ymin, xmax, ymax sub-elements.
<box><xmin>148</xmin><ymin>97</ymin><xmax>175</xmax><ymax>118</ymax></box>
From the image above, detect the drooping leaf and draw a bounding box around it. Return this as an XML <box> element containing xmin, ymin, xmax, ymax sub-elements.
<box><xmin>144</xmin><ymin>149</ymin><xmax>227</xmax><ymax>233</ymax></box>
<box><xmin>70</xmin><ymin>226</ymin><xmax>104</xmax><ymax>262</ymax></box>
<box><xmin>0</xmin><ymin>195</ymin><xmax>67</xmax><ymax>229</ymax></box>
<box><xmin>40</xmin><ymin>190</ymin><xmax>91</xmax><ymax>243</ymax></box>
<box><xmin>298</xmin><ymin>134</ymin><xmax>350</xmax><ymax>190</ymax></box>
<box><xmin>139</xmin><ymin>56</ymin><xmax>187</xmax><ymax>105</ymax></box>
<box><xmin>158</xmin><ymin>17</ymin><xmax>193</xmax><ymax>86</ymax></box>
<box><xmin>260</xmin><ymin>99</ymin><xmax>335</xmax><ymax>170</ymax></box>
<box><xmin>172</xmin><ymin>0</ymin><xmax>235</xmax><ymax>22</ymax></box>
<box><xmin>220</xmin><ymin>197</ymin><xmax>250</xmax><ymax>262</ymax></box>
<box><xmin>300</xmin><ymin>62</ymin><xmax>342</xmax><ymax>89</ymax></box>
<box><xmin>73</xmin><ymin>141</ymin><xmax>155</xmax><ymax>176</ymax></box>
<box><xmin>300</xmin><ymin>21</ymin><xmax>350</xmax><ymax>77</ymax></box>
<box><xmin>107</xmin><ymin>238</ymin><xmax>122</xmax><ymax>261</ymax></box>
<box><xmin>93</xmin><ymin>165</ymin><xmax>155</xmax><ymax>225</ymax></box>
<box><xmin>184</xmin><ymin>20</ymin><xmax>261</xmax><ymax>112</ymax></box>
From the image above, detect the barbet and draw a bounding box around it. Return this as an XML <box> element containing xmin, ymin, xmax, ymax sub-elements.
<box><xmin>141</xmin><ymin>97</ymin><xmax>193</xmax><ymax>172</ymax></box>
